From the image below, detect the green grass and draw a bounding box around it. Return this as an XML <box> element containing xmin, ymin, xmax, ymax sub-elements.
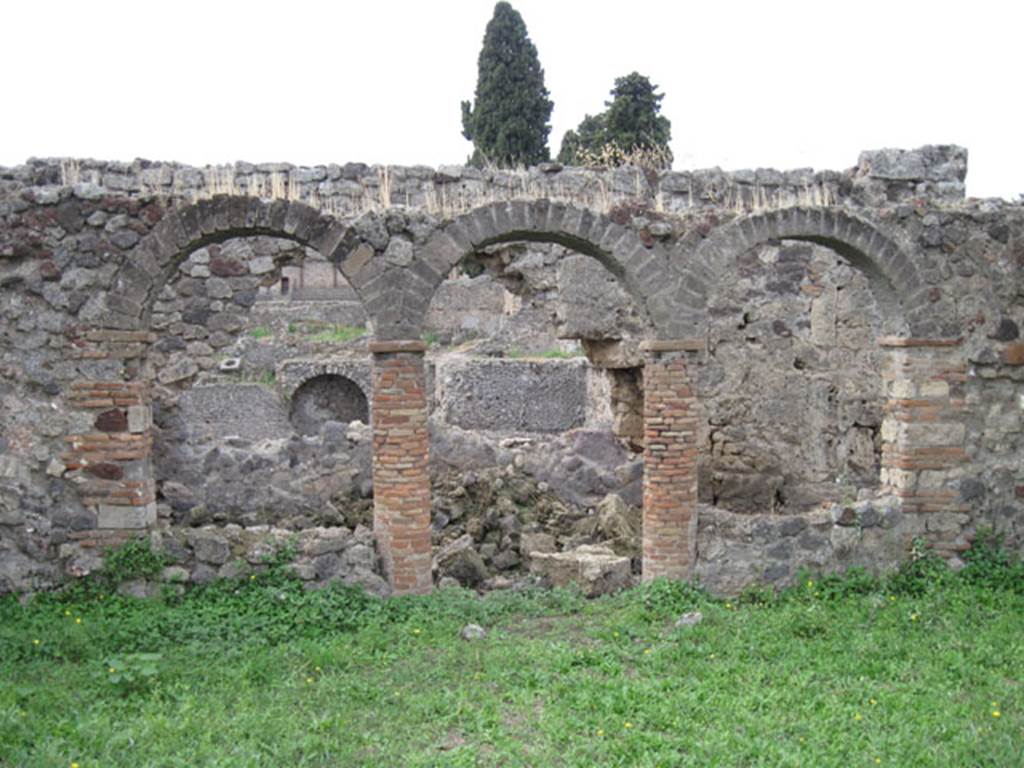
<box><xmin>1</xmin><ymin>549</ymin><xmax>1022</xmax><ymax>767</ymax></box>
<box><xmin>306</xmin><ymin>324</ymin><xmax>367</xmax><ymax>344</ymax></box>
<box><xmin>506</xmin><ymin>345</ymin><xmax>583</xmax><ymax>360</ymax></box>
<box><xmin>250</xmin><ymin>324</ymin><xmax>368</xmax><ymax>343</ymax></box>
<box><xmin>248</xmin><ymin>326</ymin><xmax>272</xmax><ymax>340</ymax></box>
<box><xmin>537</xmin><ymin>345</ymin><xmax>583</xmax><ymax>359</ymax></box>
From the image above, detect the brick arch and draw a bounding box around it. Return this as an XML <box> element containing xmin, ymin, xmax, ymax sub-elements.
<box><xmin>663</xmin><ymin>207</ymin><xmax>933</xmax><ymax>337</ymax></box>
<box><xmin>369</xmin><ymin>201</ymin><xmax>673</xmax><ymax>341</ymax></box>
<box><xmin>279</xmin><ymin>361</ymin><xmax>372</xmax><ymax>405</ymax></box>
<box><xmin>106</xmin><ymin>196</ymin><xmax>351</xmax><ymax>329</ymax></box>
<box><xmin>288</xmin><ymin>372</ymin><xmax>371</xmax><ymax>434</ymax></box>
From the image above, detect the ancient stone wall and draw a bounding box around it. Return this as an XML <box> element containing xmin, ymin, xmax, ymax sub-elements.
<box><xmin>1</xmin><ymin>145</ymin><xmax>1021</xmax><ymax>596</ymax></box>
<box><xmin>10</xmin><ymin>145</ymin><xmax>966</xmax><ymax>222</ymax></box>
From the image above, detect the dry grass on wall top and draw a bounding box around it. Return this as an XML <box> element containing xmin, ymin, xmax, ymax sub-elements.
<box><xmin>58</xmin><ymin>157</ymin><xmax>841</xmax><ymax>221</ymax></box>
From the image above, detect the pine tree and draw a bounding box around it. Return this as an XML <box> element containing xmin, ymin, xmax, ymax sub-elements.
<box><xmin>558</xmin><ymin>72</ymin><xmax>672</xmax><ymax>168</ymax></box>
<box><xmin>556</xmin><ymin>114</ymin><xmax>606</xmax><ymax>165</ymax></box>
<box><xmin>603</xmin><ymin>72</ymin><xmax>672</xmax><ymax>161</ymax></box>
<box><xmin>461</xmin><ymin>2</ymin><xmax>553</xmax><ymax>168</ymax></box>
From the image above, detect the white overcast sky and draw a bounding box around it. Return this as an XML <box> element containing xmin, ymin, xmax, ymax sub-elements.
<box><xmin>3</xmin><ymin>0</ymin><xmax>1021</xmax><ymax>198</ymax></box>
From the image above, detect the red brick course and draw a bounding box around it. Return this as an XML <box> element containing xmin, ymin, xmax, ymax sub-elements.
<box><xmin>65</xmin><ymin>379</ymin><xmax>155</xmax><ymax>528</ymax></box>
<box><xmin>642</xmin><ymin>349</ymin><xmax>699</xmax><ymax>581</ymax></box>
<box><xmin>880</xmin><ymin>341</ymin><xmax>968</xmax><ymax>546</ymax></box>
<box><xmin>371</xmin><ymin>349</ymin><xmax>433</xmax><ymax>595</ymax></box>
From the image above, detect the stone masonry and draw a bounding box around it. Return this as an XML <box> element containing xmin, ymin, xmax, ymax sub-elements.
<box><xmin>880</xmin><ymin>338</ymin><xmax>971</xmax><ymax>555</ymax></box>
<box><xmin>1</xmin><ymin>145</ymin><xmax>1022</xmax><ymax>596</ymax></box>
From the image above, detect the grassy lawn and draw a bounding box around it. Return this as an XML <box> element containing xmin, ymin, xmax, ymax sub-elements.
<box><xmin>1</xmin><ymin>549</ymin><xmax>1021</xmax><ymax>767</ymax></box>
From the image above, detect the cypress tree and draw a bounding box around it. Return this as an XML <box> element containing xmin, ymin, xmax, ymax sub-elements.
<box><xmin>461</xmin><ymin>2</ymin><xmax>553</xmax><ymax>168</ymax></box>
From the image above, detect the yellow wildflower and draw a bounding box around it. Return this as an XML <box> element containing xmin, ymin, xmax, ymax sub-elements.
<box><xmin>306</xmin><ymin>677</ymin><xmax>314</xmax><ymax>684</ymax></box>
<box><xmin>32</xmin><ymin>639</ymin><xmax>40</xmax><ymax>646</ymax></box>
<box><xmin>596</xmin><ymin>729</ymin><xmax>604</xmax><ymax>737</ymax></box>
<box><xmin>75</xmin><ymin>617</ymin><xmax>82</xmax><ymax>625</ymax></box>
<box><xmin>624</xmin><ymin>722</ymin><xmax>633</xmax><ymax>729</ymax></box>
<box><xmin>992</xmin><ymin>710</ymin><xmax>1001</xmax><ymax>718</ymax></box>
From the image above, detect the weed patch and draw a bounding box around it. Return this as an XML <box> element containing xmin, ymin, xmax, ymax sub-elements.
<box><xmin>1</xmin><ymin>545</ymin><xmax>1021</xmax><ymax>766</ymax></box>
<box><xmin>306</xmin><ymin>324</ymin><xmax>367</xmax><ymax>344</ymax></box>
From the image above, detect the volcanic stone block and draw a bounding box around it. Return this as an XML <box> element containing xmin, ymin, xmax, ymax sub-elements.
<box><xmin>437</xmin><ymin>358</ymin><xmax>587</xmax><ymax>433</ymax></box>
<box><xmin>179</xmin><ymin>384</ymin><xmax>290</xmax><ymax>441</ymax></box>
<box><xmin>97</xmin><ymin>503</ymin><xmax>156</xmax><ymax>529</ymax></box>
<box><xmin>529</xmin><ymin>545</ymin><xmax>632</xmax><ymax>597</ymax></box>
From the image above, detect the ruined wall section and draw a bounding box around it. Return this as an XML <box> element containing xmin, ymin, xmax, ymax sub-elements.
<box><xmin>1</xmin><ymin>144</ymin><xmax>1022</xmax><ymax>595</ymax></box>
<box><xmin>0</xmin><ymin>192</ymin><xmax>169</xmax><ymax>590</ymax></box>
<box><xmin>2</xmin><ymin>145</ymin><xmax>967</xmax><ymax>224</ymax></box>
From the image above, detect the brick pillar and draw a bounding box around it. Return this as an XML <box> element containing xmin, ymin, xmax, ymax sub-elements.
<box><xmin>879</xmin><ymin>337</ymin><xmax>969</xmax><ymax>556</ymax></box>
<box><xmin>370</xmin><ymin>340</ymin><xmax>433</xmax><ymax>595</ymax></box>
<box><xmin>641</xmin><ymin>339</ymin><xmax>703</xmax><ymax>581</ymax></box>
<box><xmin>63</xmin><ymin>380</ymin><xmax>156</xmax><ymax>531</ymax></box>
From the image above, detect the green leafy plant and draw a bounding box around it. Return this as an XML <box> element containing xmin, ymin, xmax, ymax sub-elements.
<box><xmin>101</xmin><ymin>652</ymin><xmax>162</xmax><ymax>695</ymax></box>
<box><xmin>261</xmin><ymin>539</ymin><xmax>299</xmax><ymax>570</ymax></box>
<box><xmin>639</xmin><ymin>577</ymin><xmax>707</xmax><ymax>618</ymax></box>
<box><xmin>249</xmin><ymin>326</ymin><xmax>272</xmax><ymax>339</ymax></box>
<box><xmin>961</xmin><ymin>527</ymin><xmax>1024</xmax><ymax>593</ymax></box>
<box><xmin>101</xmin><ymin>538</ymin><xmax>167</xmax><ymax>586</ymax></box>
<box><xmin>887</xmin><ymin>537</ymin><xmax>954</xmax><ymax>597</ymax></box>
<box><xmin>737</xmin><ymin>582</ymin><xmax>777</xmax><ymax>606</ymax></box>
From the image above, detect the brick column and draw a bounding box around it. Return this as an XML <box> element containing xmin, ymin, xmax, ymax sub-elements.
<box><xmin>641</xmin><ymin>339</ymin><xmax>703</xmax><ymax>581</ymax></box>
<box><xmin>879</xmin><ymin>337</ymin><xmax>969</xmax><ymax>556</ymax></box>
<box><xmin>63</xmin><ymin>381</ymin><xmax>156</xmax><ymax>531</ymax></box>
<box><xmin>370</xmin><ymin>340</ymin><xmax>433</xmax><ymax>595</ymax></box>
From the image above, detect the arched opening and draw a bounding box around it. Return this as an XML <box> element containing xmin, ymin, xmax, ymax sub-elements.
<box><xmin>88</xmin><ymin>199</ymin><xmax>387</xmax><ymax>593</ymax></box>
<box><xmin>149</xmin><ymin>234</ymin><xmax>372</xmax><ymax>530</ymax></box>
<box><xmin>289</xmin><ymin>374</ymin><xmax>370</xmax><ymax>435</ymax></box>
<box><xmin>700</xmin><ymin>238</ymin><xmax>885</xmax><ymax>515</ymax></box>
<box><xmin>394</xmin><ymin>202</ymin><xmax>666</xmax><ymax>592</ymax></box>
<box><xmin>681</xmin><ymin>208</ymin><xmax>954</xmax><ymax>592</ymax></box>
